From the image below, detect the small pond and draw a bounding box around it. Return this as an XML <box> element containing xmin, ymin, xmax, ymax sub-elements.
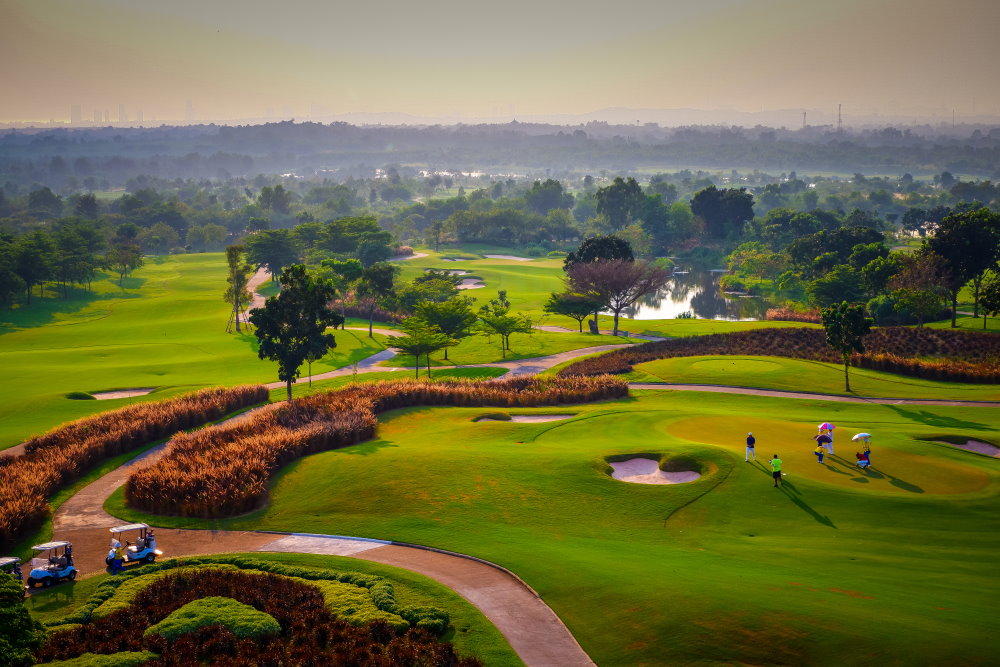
<box><xmin>617</xmin><ymin>269</ymin><xmax>777</xmax><ymax>321</ymax></box>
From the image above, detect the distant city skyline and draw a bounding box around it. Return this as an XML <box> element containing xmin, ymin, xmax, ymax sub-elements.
<box><xmin>3</xmin><ymin>0</ymin><xmax>999</xmax><ymax>126</ymax></box>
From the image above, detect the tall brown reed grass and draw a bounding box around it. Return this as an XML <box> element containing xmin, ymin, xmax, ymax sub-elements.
<box><xmin>0</xmin><ymin>386</ymin><xmax>268</xmax><ymax>549</ymax></box>
<box><xmin>127</xmin><ymin>376</ymin><xmax>627</xmax><ymax>518</ymax></box>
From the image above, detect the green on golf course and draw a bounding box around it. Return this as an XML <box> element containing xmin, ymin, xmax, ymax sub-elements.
<box><xmin>109</xmin><ymin>389</ymin><xmax>1000</xmax><ymax>666</ymax></box>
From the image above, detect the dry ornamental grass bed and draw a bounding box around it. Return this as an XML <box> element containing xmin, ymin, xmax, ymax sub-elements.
<box><xmin>127</xmin><ymin>376</ymin><xmax>628</xmax><ymax>518</ymax></box>
<box><xmin>0</xmin><ymin>386</ymin><xmax>268</xmax><ymax>549</ymax></box>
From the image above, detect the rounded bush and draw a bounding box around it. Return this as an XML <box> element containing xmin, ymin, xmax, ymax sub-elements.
<box><xmin>65</xmin><ymin>392</ymin><xmax>96</xmax><ymax>400</ymax></box>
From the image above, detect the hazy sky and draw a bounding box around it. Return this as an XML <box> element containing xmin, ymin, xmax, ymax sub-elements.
<box><xmin>3</xmin><ymin>0</ymin><xmax>999</xmax><ymax>124</ymax></box>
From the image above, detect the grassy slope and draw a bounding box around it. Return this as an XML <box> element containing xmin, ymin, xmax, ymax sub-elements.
<box><xmin>630</xmin><ymin>355</ymin><xmax>1000</xmax><ymax>401</ymax></box>
<box><xmin>25</xmin><ymin>552</ymin><xmax>522</xmax><ymax>667</ymax></box>
<box><xmin>111</xmin><ymin>390</ymin><xmax>1000</xmax><ymax>666</ymax></box>
<box><xmin>0</xmin><ymin>253</ymin><xmax>385</xmax><ymax>449</ymax></box>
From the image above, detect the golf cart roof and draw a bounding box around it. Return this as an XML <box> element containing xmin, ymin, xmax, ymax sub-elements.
<box><xmin>32</xmin><ymin>541</ymin><xmax>71</xmax><ymax>551</ymax></box>
<box><xmin>110</xmin><ymin>523</ymin><xmax>149</xmax><ymax>533</ymax></box>
<box><xmin>0</xmin><ymin>557</ymin><xmax>20</xmax><ymax>567</ymax></box>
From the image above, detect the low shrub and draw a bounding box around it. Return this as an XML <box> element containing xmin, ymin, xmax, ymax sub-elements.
<box><xmin>37</xmin><ymin>651</ymin><xmax>158</xmax><ymax>666</ymax></box>
<box><xmin>38</xmin><ymin>567</ymin><xmax>480</xmax><ymax>666</ymax></box>
<box><xmin>128</xmin><ymin>376</ymin><xmax>627</xmax><ymax>517</ymax></box>
<box><xmin>0</xmin><ymin>386</ymin><xmax>268</xmax><ymax>550</ymax></box>
<box><xmin>143</xmin><ymin>596</ymin><xmax>281</xmax><ymax>641</ymax></box>
<box><xmin>718</xmin><ymin>275</ymin><xmax>746</xmax><ymax>292</ymax></box>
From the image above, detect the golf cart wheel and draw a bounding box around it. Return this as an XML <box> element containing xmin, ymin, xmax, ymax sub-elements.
<box><xmin>68</xmin><ymin>570</ymin><xmax>77</xmax><ymax>581</ymax></box>
<box><xmin>42</xmin><ymin>577</ymin><xmax>52</xmax><ymax>588</ymax></box>
<box><xmin>26</xmin><ymin>578</ymin><xmax>35</xmax><ymax>588</ymax></box>
<box><xmin>144</xmin><ymin>553</ymin><xmax>155</xmax><ymax>564</ymax></box>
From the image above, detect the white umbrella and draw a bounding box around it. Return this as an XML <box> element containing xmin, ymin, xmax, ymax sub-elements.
<box><xmin>852</xmin><ymin>433</ymin><xmax>872</xmax><ymax>441</ymax></box>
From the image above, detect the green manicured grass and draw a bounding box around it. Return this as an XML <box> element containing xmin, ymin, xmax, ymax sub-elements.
<box><xmin>0</xmin><ymin>253</ymin><xmax>385</xmax><ymax>449</ymax></box>
<box><xmin>111</xmin><ymin>390</ymin><xmax>1000</xmax><ymax>665</ymax></box>
<box><xmin>385</xmin><ymin>328</ymin><xmax>640</xmax><ymax>367</ymax></box>
<box><xmin>26</xmin><ymin>552</ymin><xmax>522</xmax><ymax>666</ymax></box>
<box><xmin>927</xmin><ymin>315</ymin><xmax>1000</xmax><ymax>333</ymax></box>
<box><xmin>629</xmin><ymin>355</ymin><xmax>1000</xmax><ymax>401</ymax></box>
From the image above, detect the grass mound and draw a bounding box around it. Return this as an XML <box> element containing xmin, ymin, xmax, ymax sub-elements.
<box><xmin>64</xmin><ymin>392</ymin><xmax>96</xmax><ymax>401</ymax></box>
<box><xmin>143</xmin><ymin>596</ymin><xmax>280</xmax><ymax>641</ymax></box>
<box><xmin>37</xmin><ymin>651</ymin><xmax>157</xmax><ymax>666</ymax></box>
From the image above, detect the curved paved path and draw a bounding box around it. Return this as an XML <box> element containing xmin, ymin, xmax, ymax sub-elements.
<box><xmin>51</xmin><ymin>430</ymin><xmax>595</xmax><ymax>666</ymax></box>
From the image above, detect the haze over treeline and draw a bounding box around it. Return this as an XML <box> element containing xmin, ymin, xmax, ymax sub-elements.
<box><xmin>2</xmin><ymin>121</ymin><xmax>999</xmax><ymax>186</ymax></box>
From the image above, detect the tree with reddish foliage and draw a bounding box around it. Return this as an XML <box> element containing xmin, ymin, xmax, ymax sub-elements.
<box><xmin>567</xmin><ymin>259</ymin><xmax>671</xmax><ymax>336</ymax></box>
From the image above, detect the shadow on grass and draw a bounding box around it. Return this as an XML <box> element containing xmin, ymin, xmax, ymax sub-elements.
<box><xmin>0</xmin><ymin>277</ymin><xmax>142</xmax><ymax>335</ymax></box>
<box><xmin>886</xmin><ymin>406</ymin><xmax>992</xmax><ymax>431</ymax></box>
<box><xmin>779</xmin><ymin>480</ymin><xmax>837</xmax><ymax>528</ymax></box>
<box><xmin>338</xmin><ymin>439</ymin><xmax>398</xmax><ymax>456</ymax></box>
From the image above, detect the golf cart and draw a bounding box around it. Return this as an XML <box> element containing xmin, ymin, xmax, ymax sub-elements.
<box><xmin>106</xmin><ymin>523</ymin><xmax>161</xmax><ymax>567</ymax></box>
<box><xmin>1</xmin><ymin>556</ymin><xmax>23</xmax><ymax>586</ymax></box>
<box><xmin>26</xmin><ymin>542</ymin><xmax>77</xmax><ymax>588</ymax></box>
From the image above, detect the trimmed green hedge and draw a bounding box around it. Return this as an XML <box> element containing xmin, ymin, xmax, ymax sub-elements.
<box><xmin>143</xmin><ymin>596</ymin><xmax>280</xmax><ymax>641</ymax></box>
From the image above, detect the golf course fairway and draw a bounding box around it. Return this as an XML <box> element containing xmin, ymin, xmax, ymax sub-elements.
<box><xmin>111</xmin><ymin>388</ymin><xmax>1000</xmax><ymax>666</ymax></box>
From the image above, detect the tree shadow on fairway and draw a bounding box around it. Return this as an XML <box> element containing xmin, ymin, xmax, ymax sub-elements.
<box><xmin>886</xmin><ymin>406</ymin><xmax>992</xmax><ymax>432</ymax></box>
<box><xmin>779</xmin><ymin>481</ymin><xmax>837</xmax><ymax>528</ymax></box>
<box><xmin>338</xmin><ymin>438</ymin><xmax>398</xmax><ymax>456</ymax></box>
<box><xmin>0</xmin><ymin>279</ymin><xmax>142</xmax><ymax>335</ymax></box>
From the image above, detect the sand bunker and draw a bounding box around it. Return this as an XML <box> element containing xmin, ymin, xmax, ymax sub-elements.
<box><xmin>475</xmin><ymin>414</ymin><xmax>575</xmax><ymax>423</ymax></box>
<box><xmin>609</xmin><ymin>458</ymin><xmax>701</xmax><ymax>484</ymax></box>
<box><xmin>91</xmin><ymin>388</ymin><xmax>155</xmax><ymax>400</ymax></box>
<box><xmin>939</xmin><ymin>440</ymin><xmax>1000</xmax><ymax>457</ymax></box>
<box><xmin>483</xmin><ymin>254</ymin><xmax>532</xmax><ymax>261</ymax></box>
<box><xmin>457</xmin><ymin>278</ymin><xmax>485</xmax><ymax>289</ymax></box>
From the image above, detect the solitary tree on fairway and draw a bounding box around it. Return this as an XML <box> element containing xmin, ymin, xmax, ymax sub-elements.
<box><xmin>978</xmin><ymin>272</ymin><xmax>1000</xmax><ymax>330</ymax></box>
<box><xmin>224</xmin><ymin>244</ymin><xmax>255</xmax><ymax>333</ymax></box>
<box><xmin>249</xmin><ymin>264</ymin><xmax>343</xmax><ymax>402</ymax></box>
<box><xmin>544</xmin><ymin>292</ymin><xmax>605</xmax><ymax>332</ymax></box>
<box><xmin>821</xmin><ymin>301</ymin><xmax>874</xmax><ymax>392</ymax></box>
<box><xmin>476</xmin><ymin>290</ymin><xmax>533</xmax><ymax>358</ymax></box>
<box><xmin>414</xmin><ymin>296</ymin><xmax>478</xmax><ymax>360</ymax></box>
<box><xmin>387</xmin><ymin>318</ymin><xmax>456</xmax><ymax>378</ymax></box>
<box><xmin>567</xmin><ymin>259</ymin><xmax>671</xmax><ymax>336</ymax></box>
<box><xmin>356</xmin><ymin>262</ymin><xmax>399</xmax><ymax>337</ymax></box>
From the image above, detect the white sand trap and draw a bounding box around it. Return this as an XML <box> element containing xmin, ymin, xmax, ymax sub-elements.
<box><xmin>609</xmin><ymin>458</ymin><xmax>701</xmax><ymax>484</ymax></box>
<box><xmin>457</xmin><ymin>279</ymin><xmax>485</xmax><ymax>289</ymax></box>
<box><xmin>388</xmin><ymin>252</ymin><xmax>429</xmax><ymax>261</ymax></box>
<box><xmin>483</xmin><ymin>254</ymin><xmax>533</xmax><ymax>261</ymax></box>
<box><xmin>92</xmin><ymin>388</ymin><xmax>155</xmax><ymax>400</ymax></box>
<box><xmin>475</xmin><ymin>414</ymin><xmax>575</xmax><ymax>423</ymax></box>
<box><xmin>939</xmin><ymin>440</ymin><xmax>1000</xmax><ymax>457</ymax></box>
<box><xmin>260</xmin><ymin>534</ymin><xmax>389</xmax><ymax>556</ymax></box>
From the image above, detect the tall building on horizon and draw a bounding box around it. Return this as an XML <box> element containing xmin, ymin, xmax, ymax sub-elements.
<box><xmin>118</xmin><ymin>104</ymin><xmax>127</xmax><ymax>123</ymax></box>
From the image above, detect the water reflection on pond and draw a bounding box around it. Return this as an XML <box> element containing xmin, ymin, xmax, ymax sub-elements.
<box><xmin>619</xmin><ymin>270</ymin><xmax>776</xmax><ymax>321</ymax></box>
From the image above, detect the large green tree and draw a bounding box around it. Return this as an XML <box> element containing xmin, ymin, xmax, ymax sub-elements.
<box><xmin>925</xmin><ymin>208</ymin><xmax>1000</xmax><ymax>326</ymax></box>
<box><xmin>476</xmin><ymin>290</ymin><xmax>533</xmax><ymax>358</ymax></box>
<box><xmin>387</xmin><ymin>318</ymin><xmax>456</xmax><ymax>378</ymax></box>
<box><xmin>821</xmin><ymin>301</ymin><xmax>874</xmax><ymax>392</ymax></box>
<box><xmin>543</xmin><ymin>292</ymin><xmax>605</xmax><ymax>332</ymax></box>
<box><xmin>690</xmin><ymin>186</ymin><xmax>754</xmax><ymax>238</ymax></box>
<box><xmin>249</xmin><ymin>264</ymin><xmax>343</xmax><ymax>402</ymax></box>
<box><xmin>246</xmin><ymin>229</ymin><xmax>300</xmax><ymax>282</ymax></box>
<box><xmin>414</xmin><ymin>296</ymin><xmax>478</xmax><ymax>360</ymax></box>
<box><xmin>356</xmin><ymin>262</ymin><xmax>399</xmax><ymax>337</ymax></box>
<box><xmin>595</xmin><ymin>177</ymin><xmax>644</xmax><ymax>229</ymax></box>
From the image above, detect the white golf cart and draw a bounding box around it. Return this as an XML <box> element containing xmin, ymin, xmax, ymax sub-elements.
<box><xmin>26</xmin><ymin>542</ymin><xmax>77</xmax><ymax>588</ymax></box>
<box><xmin>1</xmin><ymin>556</ymin><xmax>23</xmax><ymax>586</ymax></box>
<box><xmin>106</xmin><ymin>523</ymin><xmax>161</xmax><ymax>567</ymax></box>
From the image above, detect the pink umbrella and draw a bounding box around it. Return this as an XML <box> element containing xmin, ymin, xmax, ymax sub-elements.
<box><xmin>818</xmin><ymin>422</ymin><xmax>835</xmax><ymax>431</ymax></box>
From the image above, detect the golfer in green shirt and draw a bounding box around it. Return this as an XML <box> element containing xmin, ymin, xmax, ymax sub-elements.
<box><xmin>770</xmin><ymin>455</ymin><xmax>783</xmax><ymax>487</ymax></box>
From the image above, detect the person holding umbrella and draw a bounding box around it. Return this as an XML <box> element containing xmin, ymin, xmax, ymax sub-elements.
<box><xmin>852</xmin><ymin>433</ymin><xmax>872</xmax><ymax>464</ymax></box>
<box><xmin>818</xmin><ymin>423</ymin><xmax>835</xmax><ymax>454</ymax></box>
